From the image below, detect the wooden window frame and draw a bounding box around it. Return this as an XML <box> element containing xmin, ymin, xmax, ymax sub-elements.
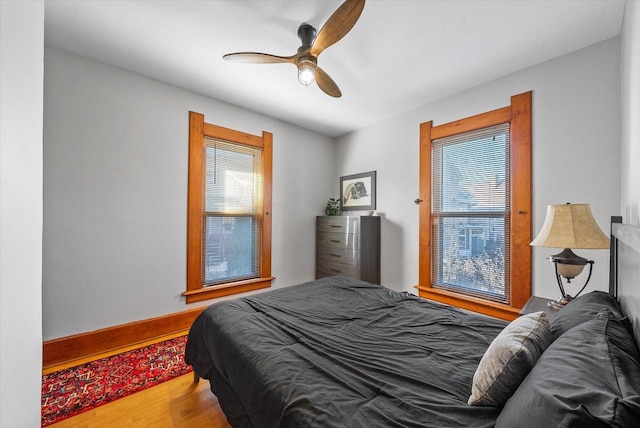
<box><xmin>415</xmin><ymin>92</ymin><xmax>532</xmax><ymax>321</ymax></box>
<box><xmin>183</xmin><ymin>111</ymin><xmax>273</xmax><ymax>303</ymax></box>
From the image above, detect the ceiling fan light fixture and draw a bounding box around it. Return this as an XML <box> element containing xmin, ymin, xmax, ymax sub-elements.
<box><xmin>297</xmin><ymin>59</ymin><xmax>316</xmax><ymax>86</ymax></box>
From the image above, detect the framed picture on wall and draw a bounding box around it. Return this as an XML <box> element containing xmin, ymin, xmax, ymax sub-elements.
<box><xmin>340</xmin><ymin>171</ymin><xmax>376</xmax><ymax>211</ymax></box>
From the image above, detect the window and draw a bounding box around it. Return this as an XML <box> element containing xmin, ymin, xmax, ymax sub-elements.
<box><xmin>416</xmin><ymin>92</ymin><xmax>532</xmax><ymax>320</ymax></box>
<box><xmin>183</xmin><ymin>112</ymin><xmax>273</xmax><ymax>303</ymax></box>
<box><xmin>433</xmin><ymin>123</ymin><xmax>509</xmax><ymax>302</ymax></box>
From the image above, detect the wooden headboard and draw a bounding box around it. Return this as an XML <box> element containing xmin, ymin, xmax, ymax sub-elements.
<box><xmin>610</xmin><ymin>216</ymin><xmax>640</xmax><ymax>346</ymax></box>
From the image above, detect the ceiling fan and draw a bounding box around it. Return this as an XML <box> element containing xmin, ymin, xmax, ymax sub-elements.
<box><xmin>222</xmin><ymin>0</ymin><xmax>366</xmax><ymax>98</ymax></box>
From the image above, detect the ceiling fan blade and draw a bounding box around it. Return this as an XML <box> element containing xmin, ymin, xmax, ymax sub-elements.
<box><xmin>223</xmin><ymin>52</ymin><xmax>295</xmax><ymax>64</ymax></box>
<box><xmin>310</xmin><ymin>0</ymin><xmax>365</xmax><ymax>57</ymax></box>
<box><xmin>316</xmin><ymin>67</ymin><xmax>342</xmax><ymax>98</ymax></box>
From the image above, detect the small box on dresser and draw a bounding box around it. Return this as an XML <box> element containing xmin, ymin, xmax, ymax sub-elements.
<box><xmin>316</xmin><ymin>216</ymin><xmax>380</xmax><ymax>284</ymax></box>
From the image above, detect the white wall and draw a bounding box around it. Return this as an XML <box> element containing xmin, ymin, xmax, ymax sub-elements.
<box><xmin>43</xmin><ymin>18</ymin><xmax>632</xmax><ymax>339</ymax></box>
<box><xmin>336</xmin><ymin>38</ymin><xmax>622</xmax><ymax>300</ymax></box>
<box><xmin>622</xmin><ymin>0</ymin><xmax>640</xmax><ymax>224</ymax></box>
<box><xmin>0</xmin><ymin>1</ymin><xmax>44</xmax><ymax>426</ymax></box>
<box><xmin>43</xmin><ymin>48</ymin><xmax>335</xmax><ymax>340</ymax></box>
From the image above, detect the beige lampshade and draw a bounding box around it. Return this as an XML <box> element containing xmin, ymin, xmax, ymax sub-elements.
<box><xmin>530</xmin><ymin>203</ymin><xmax>610</xmax><ymax>249</ymax></box>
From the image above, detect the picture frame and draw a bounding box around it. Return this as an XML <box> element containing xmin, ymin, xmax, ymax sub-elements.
<box><xmin>340</xmin><ymin>171</ymin><xmax>376</xmax><ymax>212</ymax></box>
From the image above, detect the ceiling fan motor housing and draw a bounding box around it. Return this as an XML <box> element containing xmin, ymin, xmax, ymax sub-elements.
<box><xmin>297</xmin><ymin>24</ymin><xmax>317</xmax><ymax>51</ymax></box>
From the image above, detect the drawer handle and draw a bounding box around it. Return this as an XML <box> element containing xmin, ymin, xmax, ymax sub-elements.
<box><xmin>330</xmin><ymin>239</ymin><xmax>341</xmax><ymax>243</ymax></box>
<box><xmin>330</xmin><ymin>225</ymin><xmax>342</xmax><ymax>228</ymax></box>
<box><xmin>330</xmin><ymin>254</ymin><xmax>341</xmax><ymax>258</ymax></box>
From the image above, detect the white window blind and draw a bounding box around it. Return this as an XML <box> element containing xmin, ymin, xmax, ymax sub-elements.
<box><xmin>432</xmin><ymin>123</ymin><xmax>510</xmax><ymax>303</ymax></box>
<box><xmin>203</xmin><ymin>137</ymin><xmax>262</xmax><ymax>286</ymax></box>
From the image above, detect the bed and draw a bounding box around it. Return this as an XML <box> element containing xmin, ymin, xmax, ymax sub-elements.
<box><xmin>185</xmin><ymin>217</ymin><xmax>640</xmax><ymax>427</ymax></box>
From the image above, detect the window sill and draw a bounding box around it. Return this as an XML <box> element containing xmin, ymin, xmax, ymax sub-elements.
<box><xmin>183</xmin><ymin>277</ymin><xmax>274</xmax><ymax>303</ymax></box>
<box><xmin>414</xmin><ymin>285</ymin><xmax>521</xmax><ymax>321</ymax></box>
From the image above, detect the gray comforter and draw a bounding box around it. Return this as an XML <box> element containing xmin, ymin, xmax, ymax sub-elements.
<box><xmin>185</xmin><ymin>276</ymin><xmax>507</xmax><ymax>428</ymax></box>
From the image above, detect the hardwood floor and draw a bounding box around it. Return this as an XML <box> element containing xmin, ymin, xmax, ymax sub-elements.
<box><xmin>48</xmin><ymin>373</ymin><xmax>231</xmax><ymax>428</ymax></box>
<box><xmin>45</xmin><ymin>332</ymin><xmax>232</xmax><ymax>427</ymax></box>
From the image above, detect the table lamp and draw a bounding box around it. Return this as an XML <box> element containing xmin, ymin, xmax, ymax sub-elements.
<box><xmin>530</xmin><ymin>203</ymin><xmax>610</xmax><ymax>309</ymax></box>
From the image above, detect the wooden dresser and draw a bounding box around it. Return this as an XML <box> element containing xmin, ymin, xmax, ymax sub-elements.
<box><xmin>316</xmin><ymin>216</ymin><xmax>380</xmax><ymax>284</ymax></box>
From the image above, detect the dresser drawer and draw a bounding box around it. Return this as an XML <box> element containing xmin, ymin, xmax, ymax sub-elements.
<box><xmin>317</xmin><ymin>247</ymin><xmax>358</xmax><ymax>266</ymax></box>
<box><xmin>316</xmin><ymin>261</ymin><xmax>359</xmax><ymax>278</ymax></box>
<box><xmin>317</xmin><ymin>216</ymin><xmax>360</xmax><ymax>234</ymax></box>
<box><xmin>317</xmin><ymin>232</ymin><xmax>359</xmax><ymax>250</ymax></box>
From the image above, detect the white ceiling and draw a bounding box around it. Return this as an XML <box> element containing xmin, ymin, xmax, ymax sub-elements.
<box><xmin>44</xmin><ymin>0</ymin><xmax>626</xmax><ymax>138</ymax></box>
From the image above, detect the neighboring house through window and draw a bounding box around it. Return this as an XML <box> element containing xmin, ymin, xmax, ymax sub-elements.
<box><xmin>184</xmin><ymin>111</ymin><xmax>273</xmax><ymax>303</ymax></box>
<box><xmin>416</xmin><ymin>92</ymin><xmax>532</xmax><ymax>320</ymax></box>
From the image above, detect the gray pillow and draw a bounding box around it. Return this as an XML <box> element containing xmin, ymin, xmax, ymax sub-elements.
<box><xmin>496</xmin><ymin>310</ymin><xmax>640</xmax><ymax>427</ymax></box>
<box><xmin>550</xmin><ymin>290</ymin><xmax>624</xmax><ymax>340</ymax></box>
<box><xmin>468</xmin><ymin>311</ymin><xmax>551</xmax><ymax>406</ymax></box>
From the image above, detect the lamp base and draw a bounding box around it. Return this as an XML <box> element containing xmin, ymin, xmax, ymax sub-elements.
<box><xmin>547</xmin><ymin>295</ymin><xmax>574</xmax><ymax>310</ymax></box>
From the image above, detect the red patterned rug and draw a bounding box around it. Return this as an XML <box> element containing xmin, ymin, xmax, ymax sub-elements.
<box><xmin>41</xmin><ymin>335</ymin><xmax>192</xmax><ymax>426</ymax></box>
